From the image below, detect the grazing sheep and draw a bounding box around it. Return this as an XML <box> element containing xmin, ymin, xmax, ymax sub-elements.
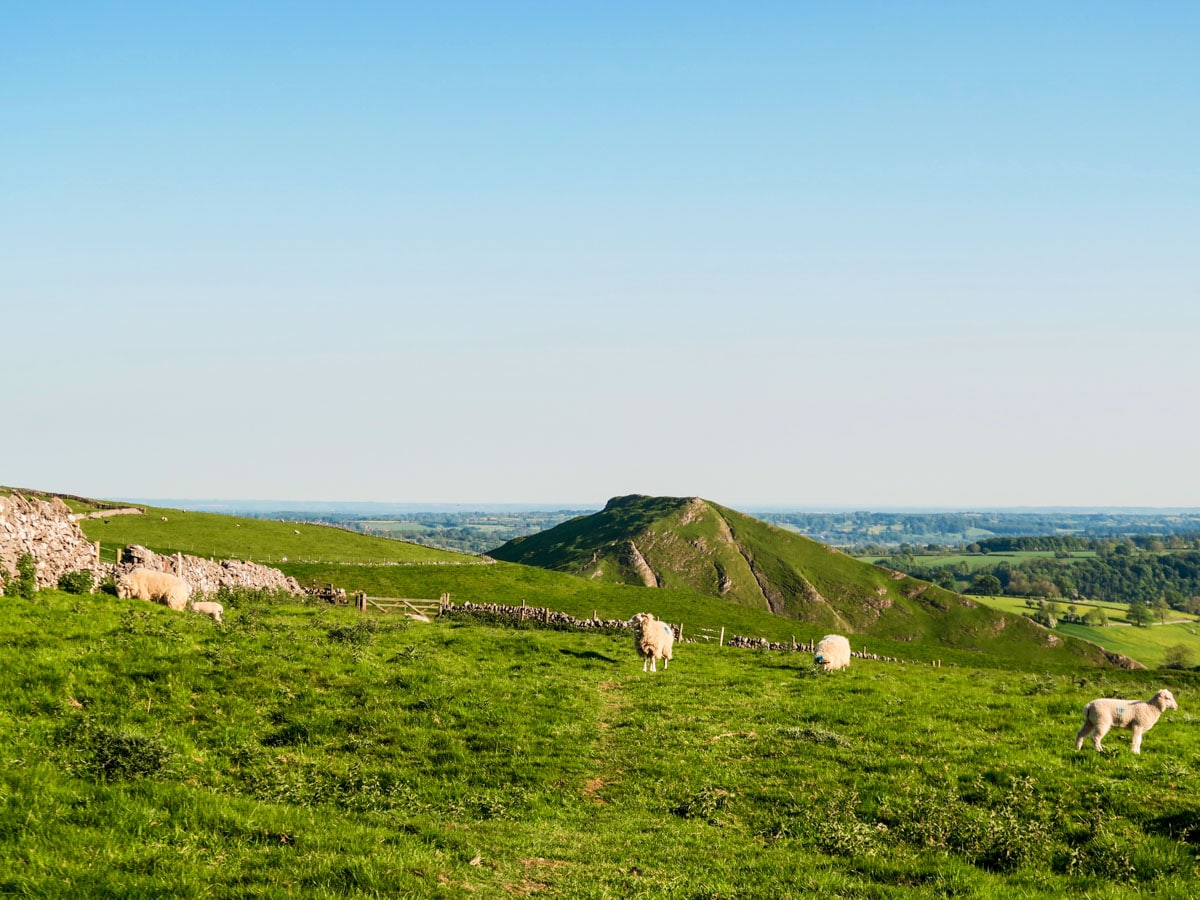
<box><xmin>1075</xmin><ymin>689</ymin><xmax>1178</xmax><ymax>754</ymax></box>
<box><xmin>117</xmin><ymin>567</ymin><xmax>192</xmax><ymax>611</ymax></box>
<box><xmin>814</xmin><ymin>634</ymin><xmax>851</xmax><ymax>672</ymax></box>
<box><xmin>630</xmin><ymin>612</ymin><xmax>675</xmax><ymax>672</ymax></box>
<box><xmin>188</xmin><ymin>600</ymin><xmax>224</xmax><ymax>624</ymax></box>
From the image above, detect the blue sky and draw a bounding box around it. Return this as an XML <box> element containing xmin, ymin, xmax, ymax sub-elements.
<box><xmin>3</xmin><ymin>2</ymin><xmax>1197</xmax><ymax>507</ymax></box>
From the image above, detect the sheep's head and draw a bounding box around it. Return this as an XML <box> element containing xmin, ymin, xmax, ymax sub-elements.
<box><xmin>1153</xmin><ymin>689</ymin><xmax>1179</xmax><ymax>711</ymax></box>
<box><xmin>629</xmin><ymin>612</ymin><xmax>653</xmax><ymax>631</ymax></box>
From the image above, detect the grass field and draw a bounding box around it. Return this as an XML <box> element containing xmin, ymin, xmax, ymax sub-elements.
<box><xmin>971</xmin><ymin>595</ymin><xmax>1200</xmax><ymax>668</ymax></box>
<box><xmin>78</xmin><ymin>505</ymin><xmax>473</xmax><ymax>566</ymax></box>
<box><xmin>1057</xmin><ymin>622</ymin><xmax>1200</xmax><ymax>669</ymax></box>
<box><xmin>7</xmin><ymin>501</ymin><xmax>1200</xmax><ymax>895</ymax></box>
<box><xmin>4</xmin><ymin>588</ymin><xmax>1200</xmax><ymax>897</ymax></box>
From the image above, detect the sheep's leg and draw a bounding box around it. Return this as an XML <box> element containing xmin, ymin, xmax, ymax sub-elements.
<box><xmin>642</xmin><ymin>657</ymin><xmax>649</xmax><ymax>673</ymax></box>
<box><xmin>1131</xmin><ymin>726</ymin><xmax>1144</xmax><ymax>754</ymax></box>
<box><xmin>649</xmin><ymin>658</ymin><xmax>657</xmax><ymax>673</ymax></box>
<box><xmin>663</xmin><ymin>658</ymin><xmax>668</xmax><ymax>670</ymax></box>
<box><xmin>1075</xmin><ymin>720</ymin><xmax>1094</xmax><ymax>751</ymax></box>
<box><xmin>1092</xmin><ymin>724</ymin><xmax>1108</xmax><ymax>752</ymax></box>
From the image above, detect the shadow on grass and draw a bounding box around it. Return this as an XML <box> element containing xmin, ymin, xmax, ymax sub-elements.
<box><xmin>557</xmin><ymin>648</ymin><xmax>618</xmax><ymax>663</ymax></box>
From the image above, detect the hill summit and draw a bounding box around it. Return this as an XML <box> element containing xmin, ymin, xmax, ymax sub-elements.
<box><xmin>491</xmin><ymin>494</ymin><xmax>1114</xmax><ymax>662</ymax></box>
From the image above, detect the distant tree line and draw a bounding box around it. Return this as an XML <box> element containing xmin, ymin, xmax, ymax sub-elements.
<box><xmin>877</xmin><ymin>537</ymin><xmax>1200</xmax><ymax>612</ymax></box>
<box><xmin>761</xmin><ymin>510</ymin><xmax>1200</xmax><ymax>550</ymax></box>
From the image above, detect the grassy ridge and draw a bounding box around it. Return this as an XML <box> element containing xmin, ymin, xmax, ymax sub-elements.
<box><xmin>3</xmin><ymin>590</ymin><xmax>1200</xmax><ymax>897</ymax></box>
<box><xmin>78</xmin><ymin>504</ymin><xmax>473</xmax><ymax>565</ymax></box>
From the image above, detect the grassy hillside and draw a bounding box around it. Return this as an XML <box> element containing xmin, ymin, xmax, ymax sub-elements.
<box><xmin>492</xmin><ymin>495</ymin><xmax>1115</xmax><ymax>668</ymax></box>
<box><xmin>3</xmin><ymin>589</ymin><xmax>1199</xmax><ymax>897</ymax></box>
<box><xmin>970</xmin><ymin>595</ymin><xmax>1200</xmax><ymax>669</ymax></box>
<box><xmin>77</xmin><ymin>504</ymin><xmax>473</xmax><ymax>566</ymax></box>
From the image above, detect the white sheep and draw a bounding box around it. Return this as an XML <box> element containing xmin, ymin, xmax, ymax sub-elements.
<box><xmin>630</xmin><ymin>612</ymin><xmax>675</xmax><ymax>672</ymax></box>
<box><xmin>814</xmin><ymin>634</ymin><xmax>851</xmax><ymax>672</ymax></box>
<box><xmin>188</xmin><ymin>600</ymin><xmax>224</xmax><ymax>624</ymax></box>
<box><xmin>117</xmin><ymin>567</ymin><xmax>192</xmax><ymax>611</ymax></box>
<box><xmin>1075</xmin><ymin>689</ymin><xmax>1178</xmax><ymax>754</ymax></box>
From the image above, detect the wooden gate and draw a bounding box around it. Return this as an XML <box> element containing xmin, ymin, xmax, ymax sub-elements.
<box><xmin>355</xmin><ymin>592</ymin><xmax>448</xmax><ymax>618</ymax></box>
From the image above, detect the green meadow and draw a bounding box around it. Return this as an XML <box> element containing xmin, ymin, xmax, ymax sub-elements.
<box><xmin>80</xmin><ymin>505</ymin><xmax>470</xmax><ymax>566</ymax></box>
<box><xmin>0</xmin><ymin>505</ymin><xmax>1173</xmax><ymax>895</ymax></box>
<box><xmin>3</xmin><ymin>588</ymin><xmax>1200</xmax><ymax>898</ymax></box>
<box><xmin>971</xmin><ymin>595</ymin><xmax>1200</xmax><ymax>668</ymax></box>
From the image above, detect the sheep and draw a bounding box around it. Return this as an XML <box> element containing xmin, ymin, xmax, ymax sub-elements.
<box><xmin>814</xmin><ymin>634</ymin><xmax>851</xmax><ymax>672</ymax></box>
<box><xmin>187</xmin><ymin>600</ymin><xmax>224</xmax><ymax>624</ymax></box>
<box><xmin>1075</xmin><ymin>689</ymin><xmax>1178</xmax><ymax>754</ymax></box>
<box><xmin>117</xmin><ymin>567</ymin><xmax>192</xmax><ymax>611</ymax></box>
<box><xmin>630</xmin><ymin>612</ymin><xmax>675</xmax><ymax>672</ymax></box>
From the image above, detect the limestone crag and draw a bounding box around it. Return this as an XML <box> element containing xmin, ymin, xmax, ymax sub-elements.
<box><xmin>0</xmin><ymin>493</ymin><xmax>102</xmax><ymax>588</ymax></box>
<box><xmin>118</xmin><ymin>545</ymin><xmax>303</xmax><ymax>596</ymax></box>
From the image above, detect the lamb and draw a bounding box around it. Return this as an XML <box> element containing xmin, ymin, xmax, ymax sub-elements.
<box><xmin>117</xmin><ymin>567</ymin><xmax>192</xmax><ymax>612</ymax></box>
<box><xmin>630</xmin><ymin>612</ymin><xmax>675</xmax><ymax>672</ymax></box>
<box><xmin>814</xmin><ymin>634</ymin><xmax>851</xmax><ymax>672</ymax></box>
<box><xmin>188</xmin><ymin>600</ymin><xmax>224</xmax><ymax>624</ymax></box>
<box><xmin>1075</xmin><ymin>689</ymin><xmax>1178</xmax><ymax>754</ymax></box>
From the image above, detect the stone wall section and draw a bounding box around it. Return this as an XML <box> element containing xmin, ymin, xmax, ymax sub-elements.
<box><xmin>0</xmin><ymin>493</ymin><xmax>103</xmax><ymax>588</ymax></box>
<box><xmin>0</xmin><ymin>491</ymin><xmax>303</xmax><ymax>595</ymax></box>
<box><xmin>118</xmin><ymin>545</ymin><xmax>303</xmax><ymax>596</ymax></box>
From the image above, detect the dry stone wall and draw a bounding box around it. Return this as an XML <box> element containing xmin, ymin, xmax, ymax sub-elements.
<box><xmin>0</xmin><ymin>491</ymin><xmax>303</xmax><ymax>596</ymax></box>
<box><xmin>118</xmin><ymin>545</ymin><xmax>303</xmax><ymax>596</ymax></box>
<box><xmin>0</xmin><ymin>493</ymin><xmax>103</xmax><ymax>588</ymax></box>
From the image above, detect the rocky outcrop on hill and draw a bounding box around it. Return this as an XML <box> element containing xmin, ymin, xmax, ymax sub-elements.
<box><xmin>0</xmin><ymin>493</ymin><xmax>103</xmax><ymax>588</ymax></box>
<box><xmin>0</xmin><ymin>491</ymin><xmax>302</xmax><ymax>596</ymax></box>
<box><xmin>117</xmin><ymin>545</ymin><xmax>303</xmax><ymax>596</ymax></box>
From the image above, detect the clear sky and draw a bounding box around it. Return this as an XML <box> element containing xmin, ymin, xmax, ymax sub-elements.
<box><xmin>3</xmin><ymin>2</ymin><xmax>1197</xmax><ymax>508</ymax></box>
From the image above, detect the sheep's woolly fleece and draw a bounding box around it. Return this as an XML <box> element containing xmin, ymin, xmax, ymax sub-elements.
<box><xmin>1075</xmin><ymin>689</ymin><xmax>1178</xmax><ymax>754</ymax></box>
<box><xmin>188</xmin><ymin>600</ymin><xmax>224</xmax><ymax>624</ymax></box>
<box><xmin>117</xmin><ymin>567</ymin><xmax>192</xmax><ymax>612</ymax></box>
<box><xmin>814</xmin><ymin>634</ymin><xmax>851</xmax><ymax>672</ymax></box>
<box><xmin>630</xmin><ymin>612</ymin><xmax>675</xmax><ymax>673</ymax></box>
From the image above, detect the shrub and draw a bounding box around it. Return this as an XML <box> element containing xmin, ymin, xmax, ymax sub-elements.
<box><xmin>58</xmin><ymin>718</ymin><xmax>172</xmax><ymax>781</ymax></box>
<box><xmin>327</xmin><ymin>619</ymin><xmax>379</xmax><ymax>646</ymax></box>
<box><xmin>1162</xmin><ymin>644</ymin><xmax>1195</xmax><ymax>670</ymax></box>
<box><xmin>672</xmin><ymin>787</ymin><xmax>734</xmax><ymax>824</ymax></box>
<box><xmin>12</xmin><ymin>553</ymin><xmax>38</xmax><ymax>599</ymax></box>
<box><xmin>57</xmin><ymin>569</ymin><xmax>95</xmax><ymax>595</ymax></box>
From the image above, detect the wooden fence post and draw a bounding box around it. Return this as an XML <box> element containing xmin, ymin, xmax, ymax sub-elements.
<box><xmin>719</xmin><ymin>626</ymin><xmax>724</xmax><ymax>647</ymax></box>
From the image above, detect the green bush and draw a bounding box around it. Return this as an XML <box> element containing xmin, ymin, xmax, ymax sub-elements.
<box><xmin>327</xmin><ymin>619</ymin><xmax>379</xmax><ymax>646</ymax></box>
<box><xmin>1162</xmin><ymin>644</ymin><xmax>1195</xmax><ymax>669</ymax></box>
<box><xmin>57</xmin><ymin>718</ymin><xmax>172</xmax><ymax>781</ymax></box>
<box><xmin>57</xmin><ymin>569</ymin><xmax>95</xmax><ymax>595</ymax></box>
<box><xmin>10</xmin><ymin>553</ymin><xmax>38</xmax><ymax>599</ymax></box>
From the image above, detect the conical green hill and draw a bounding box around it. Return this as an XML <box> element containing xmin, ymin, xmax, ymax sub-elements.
<box><xmin>491</xmin><ymin>494</ymin><xmax>1113</xmax><ymax>663</ymax></box>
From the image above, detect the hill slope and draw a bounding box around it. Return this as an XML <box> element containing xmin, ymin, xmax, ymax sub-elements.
<box><xmin>491</xmin><ymin>495</ymin><xmax>1115</xmax><ymax>664</ymax></box>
